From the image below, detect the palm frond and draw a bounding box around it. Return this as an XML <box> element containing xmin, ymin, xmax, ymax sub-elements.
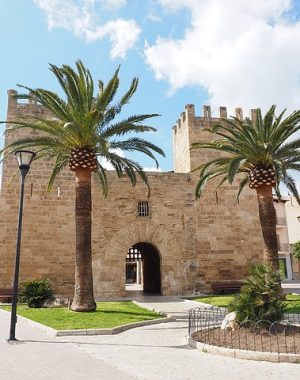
<box><xmin>101</xmin><ymin>114</ymin><xmax>158</xmax><ymax>138</ymax></box>
<box><xmin>237</xmin><ymin>176</ymin><xmax>249</xmax><ymax>203</ymax></box>
<box><xmin>1</xmin><ymin>136</ymin><xmax>67</xmax><ymax>159</ymax></box>
<box><xmin>94</xmin><ymin>164</ymin><xmax>108</xmax><ymax>197</ymax></box>
<box><xmin>109</xmin><ymin>138</ymin><xmax>165</xmax><ymax>168</ymax></box>
<box><xmin>281</xmin><ymin>174</ymin><xmax>300</xmax><ymax>205</ymax></box>
<box><xmin>120</xmin><ymin>77</ymin><xmax>138</xmax><ymax>106</ymax></box>
<box><xmin>95</xmin><ymin>66</ymin><xmax>120</xmax><ymax>111</ymax></box>
<box><xmin>192</xmin><ymin>105</ymin><xmax>300</xmax><ymax>199</ymax></box>
<box><xmin>1</xmin><ymin>60</ymin><xmax>164</xmax><ymax>197</ymax></box>
<box><xmin>16</xmin><ymin>85</ymin><xmax>69</xmax><ymax>121</ymax></box>
<box><xmin>227</xmin><ymin>156</ymin><xmax>246</xmax><ymax>184</ymax></box>
<box><xmin>103</xmin><ymin>152</ymin><xmax>151</xmax><ymax>196</ymax></box>
<box><xmin>47</xmin><ymin>155</ymin><xmax>69</xmax><ymax>191</ymax></box>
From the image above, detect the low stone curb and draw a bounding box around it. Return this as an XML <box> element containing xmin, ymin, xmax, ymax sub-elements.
<box><xmin>0</xmin><ymin>309</ymin><xmax>57</xmax><ymax>338</ymax></box>
<box><xmin>188</xmin><ymin>337</ymin><xmax>300</xmax><ymax>364</ymax></box>
<box><xmin>0</xmin><ymin>308</ymin><xmax>173</xmax><ymax>337</ymax></box>
<box><xmin>56</xmin><ymin>316</ymin><xmax>174</xmax><ymax>336</ymax></box>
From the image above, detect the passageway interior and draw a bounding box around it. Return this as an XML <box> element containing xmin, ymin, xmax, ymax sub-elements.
<box><xmin>125</xmin><ymin>242</ymin><xmax>161</xmax><ymax>294</ymax></box>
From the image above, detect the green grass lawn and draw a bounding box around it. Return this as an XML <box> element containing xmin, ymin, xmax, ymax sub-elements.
<box><xmin>1</xmin><ymin>301</ymin><xmax>161</xmax><ymax>330</ymax></box>
<box><xmin>190</xmin><ymin>294</ymin><xmax>300</xmax><ymax>313</ymax></box>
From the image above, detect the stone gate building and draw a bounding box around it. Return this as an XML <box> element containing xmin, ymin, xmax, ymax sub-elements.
<box><xmin>0</xmin><ymin>91</ymin><xmax>264</xmax><ymax>297</ymax></box>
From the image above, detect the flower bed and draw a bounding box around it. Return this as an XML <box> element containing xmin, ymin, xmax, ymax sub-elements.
<box><xmin>192</xmin><ymin>323</ymin><xmax>300</xmax><ymax>354</ymax></box>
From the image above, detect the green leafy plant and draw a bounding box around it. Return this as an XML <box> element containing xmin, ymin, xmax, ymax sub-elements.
<box><xmin>228</xmin><ymin>264</ymin><xmax>286</xmax><ymax>323</ymax></box>
<box><xmin>292</xmin><ymin>241</ymin><xmax>300</xmax><ymax>259</ymax></box>
<box><xmin>19</xmin><ymin>279</ymin><xmax>53</xmax><ymax>308</ymax></box>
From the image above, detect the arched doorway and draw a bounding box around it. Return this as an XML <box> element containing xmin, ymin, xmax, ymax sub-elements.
<box><xmin>126</xmin><ymin>242</ymin><xmax>161</xmax><ymax>294</ymax></box>
<box><xmin>93</xmin><ymin>221</ymin><xmax>184</xmax><ymax>298</ymax></box>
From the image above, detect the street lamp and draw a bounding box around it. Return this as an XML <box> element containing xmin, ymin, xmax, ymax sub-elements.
<box><xmin>8</xmin><ymin>150</ymin><xmax>36</xmax><ymax>341</ymax></box>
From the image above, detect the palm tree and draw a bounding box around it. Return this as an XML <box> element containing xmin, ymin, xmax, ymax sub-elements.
<box><xmin>1</xmin><ymin>60</ymin><xmax>164</xmax><ymax>312</ymax></box>
<box><xmin>192</xmin><ymin>106</ymin><xmax>300</xmax><ymax>271</ymax></box>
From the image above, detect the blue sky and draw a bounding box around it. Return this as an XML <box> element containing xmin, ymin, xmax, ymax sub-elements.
<box><xmin>1</xmin><ymin>0</ymin><xmax>300</xmax><ymax>175</ymax></box>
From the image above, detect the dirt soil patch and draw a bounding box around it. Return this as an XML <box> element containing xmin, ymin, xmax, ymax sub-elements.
<box><xmin>192</xmin><ymin>324</ymin><xmax>300</xmax><ymax>354</ymax></box>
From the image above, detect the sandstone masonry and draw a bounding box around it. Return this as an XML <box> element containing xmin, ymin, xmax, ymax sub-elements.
<box><xmin>0</xmin><ymin>92</ymin><xmax>264</xmax><ymax>297</ymax></box>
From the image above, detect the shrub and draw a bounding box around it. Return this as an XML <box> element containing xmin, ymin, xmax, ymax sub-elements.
<box><xmin>228</xmin><ymin>264</ymin><xmax>286</xmax><ymax>323</ymax></box>
<box><xmin>19</xmin><ymin>279</ymin><xmax>53</xmax><ymax>308</ymax></box>
<box><xmin>292</xmin><ymin>241</ymin><xmax>300</xmax><ymax>259</ymax></box>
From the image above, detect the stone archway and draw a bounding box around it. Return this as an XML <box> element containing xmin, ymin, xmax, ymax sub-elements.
<box><xmin>126</xmin><ymin>242</ymin><xmax>161</xmax><ymax>294</ymax></box>
<box><xmin>93</xmin><ymin>222</ymin><xmax>184</xmax><ymax>298</ymax></box>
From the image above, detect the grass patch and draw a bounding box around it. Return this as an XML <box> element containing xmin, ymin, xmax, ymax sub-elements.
<box><xmin>285</xmin><ymin>294</ymin><xmax>300</xmax><ymax>313</ymax></box>
<box><xmin>190</xmin><ymin>294</ymin><xmax>300</xmax><ymax>313</ymax></box>
<box><xmin>1</xmin><ymin>301</ymin><xmax>161</xmax><ymax>330</ymax></box>
<box><xmin>190</xmin><ymin>295</ymin><xmax>235</xmax><ymax>308</ymax></box>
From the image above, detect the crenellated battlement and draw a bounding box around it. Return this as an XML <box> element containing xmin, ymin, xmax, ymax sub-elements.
<box><xmin>172</xmin><ymin>104</ymin><xmax>258</xmax><ymax>134</ymax></box>
<box><xmin>172</xmin><ymin>104</ymin><xmax>259</xmax><ymax>173</ymax></box>
<box><xmin>7</xmin><ymin>89</ymin><xmax>54</xmax><ymax>119</ymax></box>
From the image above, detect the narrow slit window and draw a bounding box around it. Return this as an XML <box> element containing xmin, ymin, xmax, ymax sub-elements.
<box><xmin>138</xmin><ymin>202</ymin><xmax>149</xmax><ymax>217</ymax></box>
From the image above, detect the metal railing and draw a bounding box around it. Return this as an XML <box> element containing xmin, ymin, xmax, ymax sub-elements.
<box><xmin>189</xmin><ymin>306</ymin><xmax>300</xmax><ymax>354</ymax></box>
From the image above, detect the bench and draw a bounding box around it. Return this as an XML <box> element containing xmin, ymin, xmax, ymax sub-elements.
<box><xmin>211</xmin><ymin>282</ymin><xmax>243</xmax><ymax>294</ymax></box>
<box><xmin>0</xmin><ymin>288</ymin><xmax>13</xmax><ymax>303</ymax></box>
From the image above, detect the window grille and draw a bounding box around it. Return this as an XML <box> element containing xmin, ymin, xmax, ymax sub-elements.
<box><xmin>138</xmin><ymin>202</ymin><xmax>149</xmax><ymax>217</ymax></box>
<box><xmin>126</xmin><ymin>247</ymin><xmax>142</xmax><ymax>262</ymax></box>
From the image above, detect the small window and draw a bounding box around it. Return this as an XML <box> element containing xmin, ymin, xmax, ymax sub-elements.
<box><xmin>138</xmin><ymin>201</ymin><xmax>149</xmax><ymax>217</ymax></box>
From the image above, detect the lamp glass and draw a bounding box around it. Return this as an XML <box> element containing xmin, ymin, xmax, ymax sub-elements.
<box><xmin>15</xmin><ymin>150</ymin><xmax>36</xmax><ymax>168</ymax></box>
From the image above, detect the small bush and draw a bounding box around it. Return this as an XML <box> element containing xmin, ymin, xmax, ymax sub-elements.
<box><xmin>292</xmin><ymin>241</ymin><xmax>300</xmax><ymax>259</ymax></box>
<box><xmin>228</xmin><ymin>263</ymin><xmax>286</xmax><ymax>323</ymax></box>
<box><xmin>19</xmin><ymin>279</ymin><xmax>53</xmax><ymax>308</ymax></box>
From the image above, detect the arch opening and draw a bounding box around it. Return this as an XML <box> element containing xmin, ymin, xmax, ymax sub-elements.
<box><xmin>126</xmin><ymin>242</ymin><xmax>161</xmax><ymax>294</ymax></box>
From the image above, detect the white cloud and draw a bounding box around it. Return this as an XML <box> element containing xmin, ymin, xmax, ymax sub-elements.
<box><xmin>34</xmin><ymin>0</ymin><xmax>140</xmax><ymax>58</ymax></box>
<box><xmin>99</xmin><ymin>0</ymin><xmax>126</xmax><ymax>10</ymax></box>
<box><xmin>146</xmin><ymin>12</ymin><xmax>161</xmax><ymax>23</ymax></box>
<box><xmin>99</xmin><ymin>148</ymin><xmax>125</xmax><ymax>170</ymax></box>
<box><xmin>145</xmin><ymin>0</ymin><xmax>300</xmax><ymax>114</ymax></box>
<box><xmin>85</xmin><ymin>19</ymin><xmax>141</xmax><ymax>59</ymax></box>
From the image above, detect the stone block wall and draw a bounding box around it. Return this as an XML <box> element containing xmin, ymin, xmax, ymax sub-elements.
<box><xmin>0</xmin><ymin>91</ymin><xmax>264</xmax><ymax>297</ymax></box>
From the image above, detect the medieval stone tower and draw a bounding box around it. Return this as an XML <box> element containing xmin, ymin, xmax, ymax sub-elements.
<box><xmin>0</xmin><ymin>91</ymin><xmax>264</xmax><ymax>297</ymax></box>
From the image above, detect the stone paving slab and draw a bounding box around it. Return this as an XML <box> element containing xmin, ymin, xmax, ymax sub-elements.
<box><xmin>0</xmin><ymin>310</ymin><xmax>137</xmax><ymax>380</ymax></box>
<box><xmin>1</xmin><ymin>298</ymin><xmax>300</xmax><ymax>380</ymax></box>
<box><xmin>64</xmin><ymin>320</ymin><xmax>300</xmax><ymax>380</ymax></box>
<box><xmin>133</xmin><ymin>296</ymin><xmax>209</xmax><ymax>319</ymax></box>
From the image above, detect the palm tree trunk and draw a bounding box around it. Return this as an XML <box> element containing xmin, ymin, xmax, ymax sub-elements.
<box><xmin>71</xmin><ymin>169</ymin><xmax>96</xmax><ymax>312</ymax></box>
<box><xmin>256</xmin><ymin>185</ymin><xmax>279</xmax><ymax>271</ymax></box>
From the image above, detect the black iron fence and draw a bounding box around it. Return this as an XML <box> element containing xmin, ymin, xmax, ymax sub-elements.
<box><xmin>189</xmin><ymin>306</ymin><xmax>300</xmax><ymax>354</ymax></box>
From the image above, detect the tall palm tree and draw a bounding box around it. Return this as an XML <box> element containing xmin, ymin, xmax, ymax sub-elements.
<box><xmin>1</xmin><ymin>60</ymin><xmax>164</xmax><ymax>312</ymax></box>
<box><xmin>192</xmin><ymin>106</ymin><xmax>300</xmax><ymax>271</ymax></box>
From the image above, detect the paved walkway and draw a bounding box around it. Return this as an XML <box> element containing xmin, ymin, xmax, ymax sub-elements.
<box><xmin>282</xmin><ymin>280</ymin><xmax>300</xmax><ymax>294</ymax></box>
<box><xmin>1</xmin><ymin>297</ymin><xmax>300</xmax><ymax>380</ymax></box>
<box><xmin>0</xmin><ymin>310</ymin><xmax>136</xmax><ymax>380</ymax></box>
<box><xmin>133</xmin><ymin>295</ymin><xmax>203</xmax><ymax>319</ymax></box>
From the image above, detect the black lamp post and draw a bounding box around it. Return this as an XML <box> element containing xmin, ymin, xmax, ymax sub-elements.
<box><xmin>8</xmin><ymin>150</ymin><xmax>36</xmax><ymax>342</ymax></box>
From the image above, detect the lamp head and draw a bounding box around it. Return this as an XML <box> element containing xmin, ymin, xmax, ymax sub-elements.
<box><xmin>15</xmin><ymin>150</ymin><xmax>36</xmax><ymax>169</ymax></box>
